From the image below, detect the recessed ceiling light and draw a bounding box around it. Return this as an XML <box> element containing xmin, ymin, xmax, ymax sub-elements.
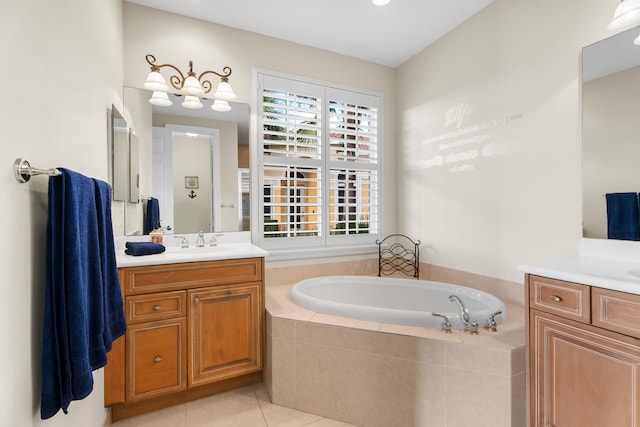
<box><xmin>372</xmin><ymin>0</ymin><xmax>391</xmax><ymax>6</ymax></box>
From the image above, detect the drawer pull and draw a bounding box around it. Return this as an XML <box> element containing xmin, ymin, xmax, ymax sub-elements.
<box><xmin>153</xmin><ymin>356</ymin><xmax>162</xmax><ymax>363</ymax></box>
<box><xmin>152</xmin><ymin>305</ymin><xmax>161</xmax><ymax>311</ymax></box>
<box><xmin>550</xmin><ymin>295</ymin><xmax>563</xmax><ymax>302</ymax></box>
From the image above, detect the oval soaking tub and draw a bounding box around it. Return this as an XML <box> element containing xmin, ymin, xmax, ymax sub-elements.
<box><xmin>288</xmin><ymin>275</ymin><xmax>507</xmax><ymax>329</ymax></box>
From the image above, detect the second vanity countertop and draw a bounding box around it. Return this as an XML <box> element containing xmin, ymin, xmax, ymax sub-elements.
<box><xmin>518</xmin><ymin>256</ymin><xmax>640</xmax><ymax>296</ymax></box>
<box><xmin>115</xmin><ymin>232</ymin><xmax>268</xmax><ymax>268</ymax></box>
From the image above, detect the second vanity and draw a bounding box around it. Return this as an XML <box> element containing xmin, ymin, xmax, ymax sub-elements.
<box><xmin>519</xmin><ymin>239</ymin><xmax>640</xmax><ymax>427</ymax></box>
<box><xmin>104</xmin><ymin>234</ymin><xmax>268</xmax><ymax>421</ymax></box>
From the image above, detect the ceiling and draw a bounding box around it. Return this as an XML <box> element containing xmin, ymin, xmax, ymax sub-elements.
<box><xmin>126</xmin><ymin>0</ymin><xmax>494</xmax><ymax>68</ymax></box>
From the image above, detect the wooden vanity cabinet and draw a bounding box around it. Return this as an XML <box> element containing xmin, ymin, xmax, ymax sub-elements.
<box><xmin>105</xmin><ymin>257</ymin><xmax>264</xmax><ymax>421</ymax></box>
<box><xmin>526</xmin><ymin>274</ymin><xmax>640</xmax><ymax>427</ymax></box>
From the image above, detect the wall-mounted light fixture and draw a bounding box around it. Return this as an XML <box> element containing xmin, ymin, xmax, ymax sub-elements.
<box><xmin>608</xmin><ymin>0</ymin><xmax>640</xmax><ymax>32</ymax></box>
<box><xmin>143</xmin><ymin>54</ymin><xmax>236</xmax><ymax>112</ymax></box>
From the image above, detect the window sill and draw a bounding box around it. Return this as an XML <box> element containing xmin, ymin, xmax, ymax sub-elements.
<box><xmin>263</xmin><ymin>244</ymin><xmax>378</xmax><ymax>262</ymax></box>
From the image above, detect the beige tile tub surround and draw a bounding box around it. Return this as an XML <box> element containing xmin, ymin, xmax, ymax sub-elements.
<box><xmin>264</xmin><ymin>260</ymin><xmax>526</xmax><ymax>427</ymax></box>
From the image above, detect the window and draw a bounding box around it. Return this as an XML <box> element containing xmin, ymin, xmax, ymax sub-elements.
<box><xmin>256</xmin><ymin>72</ymin><xmax>382</xmax><ymax>251</ymax></box>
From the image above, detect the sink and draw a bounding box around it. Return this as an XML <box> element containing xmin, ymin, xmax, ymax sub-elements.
<box><xmin>117</xmin><ymin>240</ymin><xmax>268</xmax><ymax>268</ymax></box>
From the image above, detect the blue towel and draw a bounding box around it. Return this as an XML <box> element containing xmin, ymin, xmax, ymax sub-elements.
<box><xmin>41</xmin><ymin>169</ymin><xmax>126</xmax><ymax>419</ymax></box>
<box><xmin>606</xmin><ymin>192</ymin><xmax>640</xmax><ymax>241</ymax></box>
<box><xmin>125</xmin><ymin>241</ymin><xmax>166</xmax><ymax>256</ymax></box>
<box><xmin>144</xmin><ymin>197</ymin><xmax>161</xmax><ymax>234</ymax></box>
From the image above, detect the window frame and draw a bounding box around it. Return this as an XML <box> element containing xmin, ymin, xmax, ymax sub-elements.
<box><xmin>251</xmin><ymin>68</ymin><xmax>384</xmax><ymax>256</ymax></box>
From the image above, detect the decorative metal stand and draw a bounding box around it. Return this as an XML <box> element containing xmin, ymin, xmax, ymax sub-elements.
<box><xmin>375</xmin><ymin>234</ymin><xmax>421</xmax><ymax>279</ymax></box>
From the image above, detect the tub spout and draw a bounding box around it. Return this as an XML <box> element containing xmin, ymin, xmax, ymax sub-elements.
<box><xmin>449</xmin><ymin>295</ymin><xmax>479</xmax><ymax>335</ymax></box>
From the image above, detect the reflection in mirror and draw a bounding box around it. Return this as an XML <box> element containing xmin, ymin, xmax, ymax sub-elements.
<box><xmin>123</xmin><ymin>87</ymin><xmax>250</xmax><ymax>234</ymax></box>
<box><xmin>129</xmin><ymin>131</ymin><xmax>140</xmax><ymax>203</ymax></box>
<box><xmin>582</xmin><ymin>25</ymin><xmax>640</xmax><ymax>240</ymax></box>
<box><xmin>110</xmin><ymin>106</ymin><xmax>129</xmax><ymax>202</ymax></box>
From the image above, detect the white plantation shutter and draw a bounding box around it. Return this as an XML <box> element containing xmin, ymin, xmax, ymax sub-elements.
<box><xmin>257</xmin><ymin>72</ymin><xmax>382</xmax><ymax>250</ymax></box>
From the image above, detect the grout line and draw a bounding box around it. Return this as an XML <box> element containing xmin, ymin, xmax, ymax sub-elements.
<box><xmin>253</xmin><ymin>385</ymin><xmax>271</xmax><ymax>427</ymax></box>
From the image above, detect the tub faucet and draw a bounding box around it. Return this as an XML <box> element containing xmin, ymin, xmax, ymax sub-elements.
<box><xmin>449</xmin><ymin>295</ymin><xmax>479</xmax><ymax>335</ymax></box>
<box><xmin>196</xmin><ymin>230</ymin><xmax>205</xmax><ymax>247</ymax></box>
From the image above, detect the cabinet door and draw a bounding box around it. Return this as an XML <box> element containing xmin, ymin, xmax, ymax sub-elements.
<box><xmin>126</xmin><ymin>318</ymin><xmax>187</xmax><ymax>401</ymax></box>
<box><xmin>189</xmin><ymin>283</ymin><xmax>262</xmax><ymax>386</ymax></box>
<box><xmin>530</xmin><ymin>310</ymin><xmax>640</xmax><ymax>427</ymax></box>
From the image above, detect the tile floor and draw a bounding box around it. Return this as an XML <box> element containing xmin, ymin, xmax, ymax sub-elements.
<box><xmin>109</xmin><ymin>383</ymin><xmax>357</xmax><ymax>427</ymax></box>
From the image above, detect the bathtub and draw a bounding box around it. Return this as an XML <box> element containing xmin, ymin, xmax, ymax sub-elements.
<box><xmin>288</xmin><ymin>275</ymin><xmax>507</xmax><ymax>329</ymax></box>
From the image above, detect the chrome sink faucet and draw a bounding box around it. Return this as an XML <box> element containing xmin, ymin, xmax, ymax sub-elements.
<box><xmin>209</xmin><ymin>233</ymin><xmax>223</xmax><ymax>246</ymax></box>
<box><xmin>449</xmin><ymin>295</ymin><xmax>479</xmax><ymax>335</ymax></box>
<box><xmin>196</xmin><ymin>230</ymin><xmax>205</xmax><ymax>247</ymax></box>
<box><xmin>174</xmin><ymin>235</ymin><xmax>189</xmax><ymax>248</ymax></box>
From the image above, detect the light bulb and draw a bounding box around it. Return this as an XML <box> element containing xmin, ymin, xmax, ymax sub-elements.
<box><xmin>608</xmin><ymin>0</ymin><xmax>640</xmax><ymax>31</ymax></box>
<box><xmin>182</xmin><ymin>95</ymin><xmax>203</xmax><ymax>109</ymax></box>
<box><xmin>144</xmin><ymin>70</ymin><xmax>170</xmax><ymax>92</ymax></box>
<box><xmin>211</xmin><ymin>99</ymin><xmax>232</xmax><ymax>112</ymax></box>
<box><xmin>213</xmin><ymin>80</ymin><xmax>237</xmax><ymax>100</ymax></box>
<box><xmin>372</xmin><ymin>0</ymin><xmax>391</xmax><ymax>6</ymax></box>
<box><xmin>148</xmin><ymin>91</ymin><xmax>172</xmax><ymax>107</ymax></box>
<box><xmin>183</xmin><ymin>74</ymin><xmax>205</xmax><ymax>97</ymax></box>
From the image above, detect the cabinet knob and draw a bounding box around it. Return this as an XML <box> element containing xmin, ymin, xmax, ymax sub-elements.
<box><xmin>550</xmin><ymin>295</ymin><xmax>563</xmax><ymax>302</ymax></box>
<box><xmin>152</xmin><ymin>305</ymin><xmax>161</xmax><ymax>311</ymax></box>
<box><xmin>194</xmin><ymin>297</ymin><xmax>200</xmax><ymax>305</ymax></box>
<box><xmin>153</xmin><ymin>356</ymin><xmax>162</xmax><ymax>363</ymax></box>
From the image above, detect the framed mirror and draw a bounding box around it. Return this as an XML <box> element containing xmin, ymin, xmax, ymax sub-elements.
<box><xmin>582</xmin><ymin>25</ymin><xmax>640</xmax><ymax>240</ymax></box>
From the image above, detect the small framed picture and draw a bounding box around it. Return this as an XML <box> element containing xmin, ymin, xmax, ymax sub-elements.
<box><xmin>185</xmin><ymin>176</ymin><xmax>199</xmax><ymax>189</ymax></box>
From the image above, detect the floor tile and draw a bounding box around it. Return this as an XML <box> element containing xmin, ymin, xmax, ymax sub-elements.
<box><xmin>254</xmin><ymin>384</ymin><xmax>324</xmax><ymax>427</ymax></box>
<box><xmin>112</xmin><ymin>403</ymin><xmax>187</xmax><ymax>427</ymax></box>
<box><xmin>109</xmin><ymin>383</ymin><xmax>360</xmax><ymax>427</ymax></box>
<box><xmin>186</xmin><ymin>385</ymin><xmax>267</xmax><ymax>427</ymax></box>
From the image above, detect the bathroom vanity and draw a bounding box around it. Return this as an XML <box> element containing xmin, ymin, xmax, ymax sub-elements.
<box><xmin>521</xmin><ymin>254</ymin><xmax>640</xmax><ymax>427</ymax></box>
<box><xmin>104</xmin><ymin>241</ymin><xmax>267</xmax><ymax>421</ymax></box>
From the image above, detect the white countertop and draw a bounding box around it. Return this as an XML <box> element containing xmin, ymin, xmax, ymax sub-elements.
<box><xmin>115</xmin><ymin>232</ymin><xmax>268</xmax><ymax>268</ymax></box>
<box><xmin>518</xmin><ymin>256</ymin><xmax>640</xmax><ymax>296</ymax></box>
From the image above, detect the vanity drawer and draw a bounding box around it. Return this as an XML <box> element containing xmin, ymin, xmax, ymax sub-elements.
<box><xmin>592</xmin><ymin>287</ymin><xmax>640</xmax><ymax>339</ymax></box>
<box><xmin>126</xmin><ymin>318</ymin><xmax>187</xmax><ymax>401</ymax></box>
<box><xmin>529</xmin><ymin>275</ymin><xmax>590</xmax><ymax>323</ymax></box>
<box><xmin>126</xmin><ymin>291</ymin><xmax>186</xmax><ymax>324</ymax></box>
<box><xmin>123</xmin><ymin>258</ymin><xmax>263</xmax><ymax>294</ymax></box>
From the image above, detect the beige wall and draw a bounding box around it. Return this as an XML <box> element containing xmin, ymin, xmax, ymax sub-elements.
<box><xmin>397</xmin><ymin>0</ymin><xmax>620</xmax><ymax>283</ymax></box>
<box><xmin>122</xmin><ymin>2</ymin><xmax>398</xmax><ymax>238</ymax></box>
<box><xmin>0</xmin><ymin>0</ymin><xmax>123</xmax><ymax>426</ymax></box>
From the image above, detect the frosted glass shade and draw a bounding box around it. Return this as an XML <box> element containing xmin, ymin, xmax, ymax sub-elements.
<box><xmin>144</xmin><ymin>70</ymin><xmax>170</xmax><ymax>92</ymax></box>
<box><xmin>608</xmin><ymin>0</ymin><xmax>640</xmax><ymax>31</ymax></box>
<box><xmin>148</xmin><ymin>91</ymin><xmax>172</xmax><ymax>107</ymax></box>
<box><xmin>182</xmin><ymin>95</ymin><xmax>203</xmax><ymax>109</ymax></box>
<box><xmin>182</xmin><ymin>75</ymin><xmax>205</xmax><ymax>97</ymax></box>
<box><xmin>372</xmin><ymin>0</ymin><xmax>391</xmax><ymax>5</ymax></box>
<box><xmin>211</xmin><ymin>99</ymin><xmax>232</xmax><ymax>112</ymax></box>
<box><xmin>213</xmin><ymin>81</ymin><xmax>237</xmax><ymax>100</ymax></box>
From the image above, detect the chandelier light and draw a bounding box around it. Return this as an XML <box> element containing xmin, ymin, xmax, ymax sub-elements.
<box><xmin>143</xmin><ymin>54</ymin><xmax>236</xmax><ymax>111</ymax></box>
<box><xmin>608</xmin><ymin>0</ymin><xmax>640</xmax><ymax>31</ymax></box>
